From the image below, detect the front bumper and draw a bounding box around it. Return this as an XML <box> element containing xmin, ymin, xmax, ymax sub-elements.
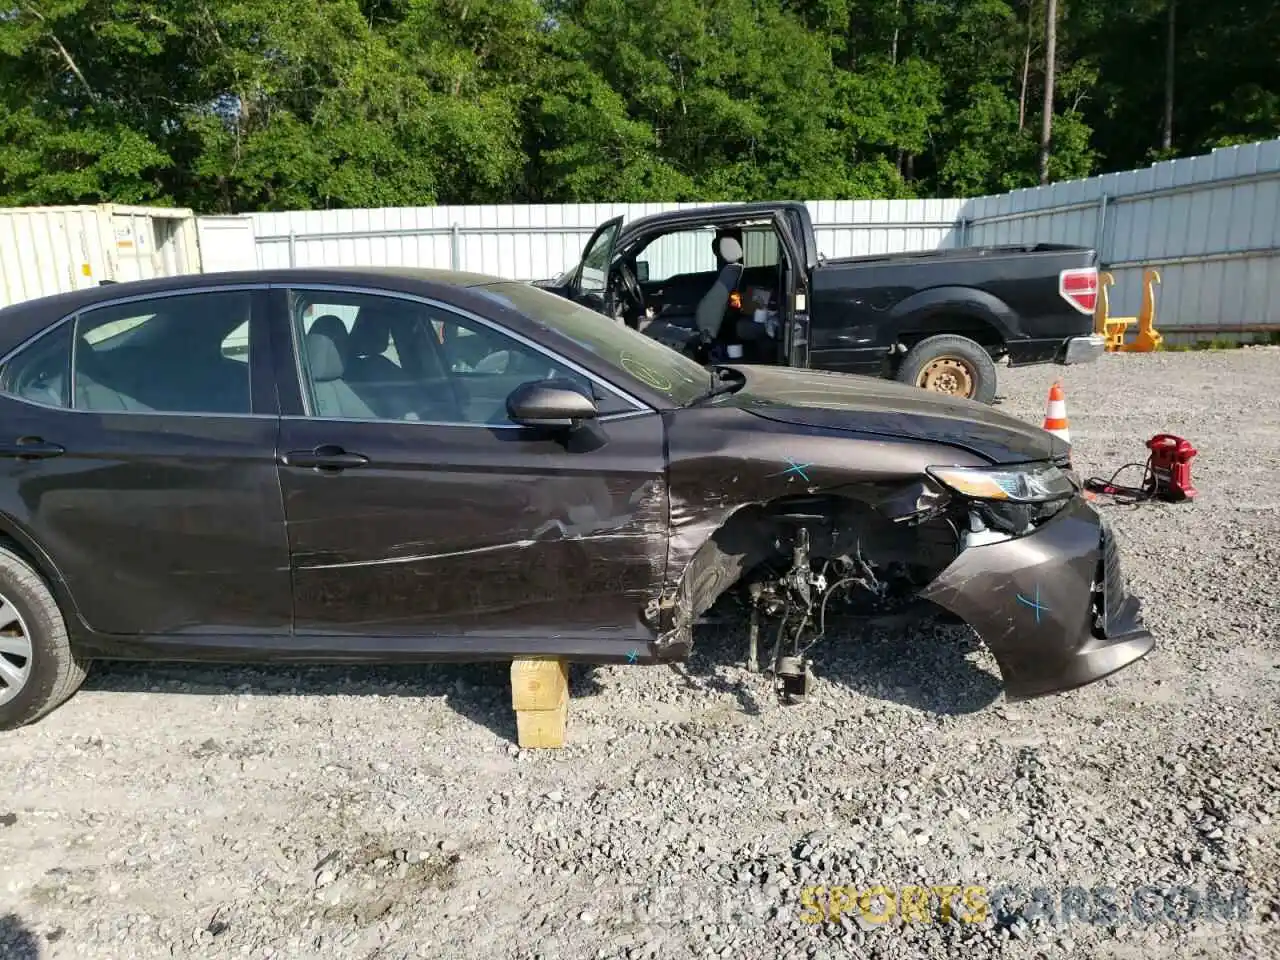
<box><xmin>1059</xmin><ymin>332</ymin><xmax>1107</xmax><ymax>365</ymax></box>
<box><xmin>919</xmin><ymin>497</ymin><xmax>1154</xmax><ymax>699</ymax></box>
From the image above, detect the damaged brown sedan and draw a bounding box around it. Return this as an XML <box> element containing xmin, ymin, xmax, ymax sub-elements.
<box><xmin>0</xmin><ymin>267</ymin><xmax>1153</xmax><ymax>729</ymax></box>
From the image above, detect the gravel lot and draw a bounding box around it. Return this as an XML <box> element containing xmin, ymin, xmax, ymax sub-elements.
<box><xmin>2</xmin><ymin>350</ymin><xmax>1279</xmax><ymax>960</ymax></box>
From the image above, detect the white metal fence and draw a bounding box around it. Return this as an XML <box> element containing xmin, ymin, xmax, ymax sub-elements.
<box><xmin>956</xmin><ymin>139</ymin><xmax>1280</xmax><ymax>335</ymax></box>
<box><xmin>249</xmin><ymin>199</ymin><xmax>966</xmax><ymax>283</ymax></box>
<box><xmin>244</xmin><ymin>140</ymin><xmax>1280</xmax><ymax>335</ymax></box>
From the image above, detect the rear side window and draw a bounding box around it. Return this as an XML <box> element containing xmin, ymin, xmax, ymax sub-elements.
<box><xmin>0</xmin><ymin>322</ymin><xmax>74</xmax><ymax>408</ymax></box>
<box><xmin>742</xmin><ymin>227</ymin><xmax>780</xmax><ymax>268</ymax></box>
<box><xmin>72</xmin><ymin>291</ymin><xmax>255</xmax><ymax>414</ymax></box>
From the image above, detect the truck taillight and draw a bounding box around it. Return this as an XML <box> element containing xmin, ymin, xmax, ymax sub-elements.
<box><xmin>1059</xmin><ymin>268</ymin><xmax>1098</xmax><ymax>315</ymax></box>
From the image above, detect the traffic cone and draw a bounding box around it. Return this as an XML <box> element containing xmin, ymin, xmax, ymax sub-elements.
<box><xmin>1042</xmin><ymin>382</ymin><xmax>1070</xmax><ymax>443</ymax></box>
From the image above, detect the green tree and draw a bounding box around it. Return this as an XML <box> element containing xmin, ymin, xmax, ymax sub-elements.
<box><xmin>0</xmin><ymin>0</ymin><xmax>1274</xmax><ymax>210</ymax></box>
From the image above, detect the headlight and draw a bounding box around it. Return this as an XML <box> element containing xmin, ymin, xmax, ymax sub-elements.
<box><xmin>927</xmin><ymin>462</ymin><xmax>1076</xmax><ymax>503</ymax></box>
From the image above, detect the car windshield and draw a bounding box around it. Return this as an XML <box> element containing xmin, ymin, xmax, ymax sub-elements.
<box><xmin>471</xmin><ymin>281</ymin><xmax>710</xmax><ymax>407</ymax></box>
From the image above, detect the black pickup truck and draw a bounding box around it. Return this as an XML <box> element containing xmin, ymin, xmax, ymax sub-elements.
<box><xmin>537</xmin><ymin>201</ymin><xmax>1104</xmax><ymax>403</ymax></box>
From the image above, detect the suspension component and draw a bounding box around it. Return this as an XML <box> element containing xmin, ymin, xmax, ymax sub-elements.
<box><xmin>741</xmin><ymin>521</ymin><xmax>902</xmax><ymax>701</ymax></box>
<box><xmin>774</xmin><ymin>655</ymin><xmax>815</xmax><ymax>703</ymax></box>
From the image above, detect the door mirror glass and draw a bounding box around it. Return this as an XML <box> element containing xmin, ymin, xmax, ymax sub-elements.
<box><xmin>506</xmin><ymin>379</ymin><xmax>598</xmax><ymax>428</ymax></box>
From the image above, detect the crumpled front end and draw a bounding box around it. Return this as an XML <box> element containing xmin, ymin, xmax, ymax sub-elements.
<box><xmin>919</xmin><ymin>496</ymin><xmax>1154</xmax><ymax>699</ymax></box>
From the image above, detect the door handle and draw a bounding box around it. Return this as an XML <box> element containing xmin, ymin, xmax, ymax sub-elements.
<box><xmin>0</xmin><ymin>437</ymin><xmax>66</xmax><ymax>460</ymax></box>
<box><xmin>282</xmin><ymin>445</ymin><xmax>369</xmax><ymax>471</ymax></box>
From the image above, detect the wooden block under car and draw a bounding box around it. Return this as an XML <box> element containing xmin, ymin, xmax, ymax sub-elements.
<box><xmin>510</xmin><ymin>657</ymin><xmax>569</xmax><ymax>712</ymax></box>
<box><xmin>510</xmin><ymin>658</ymin><xmax>570</xmax><ymax>748</ymax></box>
<box><xmin>514</xmin><ymin>687</ymin><xmax>569</xmax><ymax>749</ymax></box>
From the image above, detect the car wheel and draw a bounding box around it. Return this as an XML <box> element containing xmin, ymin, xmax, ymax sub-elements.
<box><xmin>896</xmin><ymin>334</ymin><xmax>998</xmax><ymax>404</ymax></box>
<box><xmin>0</xmin><ymin>545</ymin><xmax>88</xmax><ymax>731</ymax></box>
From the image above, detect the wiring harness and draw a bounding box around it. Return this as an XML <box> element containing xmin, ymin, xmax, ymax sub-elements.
<box><xmin>1083</xmin><ymin>460</ymin><xmax>1158</xmax><ymax>505</ymax></box>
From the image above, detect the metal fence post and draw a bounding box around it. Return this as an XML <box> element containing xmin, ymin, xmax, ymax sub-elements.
<box><xmin>450</xmin><ymin>223</ymin><xmax>461</xmax><ymax>271</ymax></box>
<box><xmin>288</xmin><ymin>230</ymin><xmax>297</xmax><ymax>268</ymax></box>
<box><xmin>1094</xmin><ymin>194</ymin><xmax>1110</xmax><ymax>261</ymax></box>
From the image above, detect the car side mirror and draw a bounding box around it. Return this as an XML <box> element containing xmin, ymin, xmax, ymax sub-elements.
<box><xmin>635</xmin><ymin>260</ymin><xmax>650</xmax><ymax>282</ymax></box>
<box><xmin>506</xmin><ymin>379</ymin><xmax>599</xmax><ymax>429</ymax></box>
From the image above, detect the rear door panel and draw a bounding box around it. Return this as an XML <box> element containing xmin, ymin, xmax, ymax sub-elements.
<box><xmin>0</xmin><ymin>287</ymin><xmax>291</xmax><ymax>638</ymax></box>
<box><xmin>17</xmin><ymin>409</ymin><xmax>291</xmax><ymax>636</ymax></box>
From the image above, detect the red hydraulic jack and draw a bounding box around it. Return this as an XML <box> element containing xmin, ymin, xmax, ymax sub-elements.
<box><xmin>1084</xmin><ymin>433</ymin><xmax>1198</xmax><ymax>503</ymax></box>
<box><xmin>1145</xmin><ymin>433</ymin><xmax>1198</xmax><ymax>501</ymax></box>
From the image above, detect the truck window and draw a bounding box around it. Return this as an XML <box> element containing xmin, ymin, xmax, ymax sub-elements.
<box><xmin>634</xmin><ymin>225</ymin><xmax>781</xmax><ymax>283</ymax></box>
<box><xmin>741</xmin><ymin>228</ymin><xmax>780</xmax><ymax>268</ymax></box>
<box><xmin>633</xmin><ymin>227</ymin><xmax>718</xmax><ymax>282</ymax></box>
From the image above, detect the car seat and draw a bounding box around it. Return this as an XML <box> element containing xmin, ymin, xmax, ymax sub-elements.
<box><xmin>695</xmin><ymin>236</ymin><xmax>745</xmax><ymax>341</ymax></box>
<box><xmin>305</xmin><ymin>331</ymin><xmax>376</xmax><ymax>419</ymax></box>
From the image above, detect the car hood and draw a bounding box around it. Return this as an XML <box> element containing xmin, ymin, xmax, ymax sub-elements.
<box><xmin>719</xmin><ymin>365</ymin><xmax>1068</xmax><ymax>464</ymax></box>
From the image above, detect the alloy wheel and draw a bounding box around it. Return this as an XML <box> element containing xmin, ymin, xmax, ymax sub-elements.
<box><xmin>0</xmin><ymin>595</ymin><xmax>33</xmax><ymax>707</ymax></box>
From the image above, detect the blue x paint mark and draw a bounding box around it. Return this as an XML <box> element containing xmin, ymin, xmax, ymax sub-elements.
<box><xmin>626</xmin><ymin>649</ymin><xmax>639</xmax><ymax>664</ymax></box>
<box><xmin>771</xmin><ymin>458</ymin><xmax>814</xmax><ymax>482</ymax></box>
<box><xmin>1016</xmin><ymin>584</ymin><xmax>1050</xmax><ymax>625</ymax></box>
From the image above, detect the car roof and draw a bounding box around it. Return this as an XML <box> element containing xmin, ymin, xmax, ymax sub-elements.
<box><xmin>0</xmin><ymin>267</ymin><xmax>513</xmax><ymax>357</ymax></box>
<box><xmin>620</xmin><ymin>201</ymin><xmax>809</xmax><ymax>236</ymax></box>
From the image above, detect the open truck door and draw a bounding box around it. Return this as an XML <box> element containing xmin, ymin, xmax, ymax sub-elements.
<box><xmin>562</xmin><ymin>215</ymin><xmax>623</xmax><ymax>316</ymax></box>
<box><xmin>773</xmin><ymin>211</ymin><xmax>811</xmax><ymax>369</ymax></box>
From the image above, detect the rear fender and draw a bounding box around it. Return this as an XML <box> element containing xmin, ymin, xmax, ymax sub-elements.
<box><xmin>0</xmin><ymin>511</ymin><xmax>89</xmax><ymax>643</ymax></box>
<box><xmin>889</xmin><ymin>287</ymin><xmax>1020</xmax><ymax>344</ymax></box>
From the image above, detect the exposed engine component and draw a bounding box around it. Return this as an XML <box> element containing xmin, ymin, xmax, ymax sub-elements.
<box><xmin>739</xmin><ymin>509</ymin><xmax>949</xmax><ymax>704</ymax></box>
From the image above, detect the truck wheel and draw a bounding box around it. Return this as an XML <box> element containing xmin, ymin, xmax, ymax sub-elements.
<box><xmin>0</xmin><ymin>546</ymin><xmax>88</xmax><ymax>731</ymax></box>
<box><xmin>897</xmin><ymin>335</ymin><xmax>998</xmax><ymax>404</ymax></box>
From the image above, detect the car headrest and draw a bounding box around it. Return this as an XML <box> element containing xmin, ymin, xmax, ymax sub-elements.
<box><xmin>309</xmin><ymin>314</ymin><xmax>350</xmax><ymax>351</ymax></box>
<box><xmin>306</xmin><ymin>331</ymin><xmax>345</xmax><ymax>382</ymax></box>
<box><xmin>350</xmin><ymin>309</ymin><xmax>392</xmax><ymax>357</ymax></box>
<box><xmin>716</xmin><ymin>236</ymin><xmax>743</xmax><ymax>265</ymax></box>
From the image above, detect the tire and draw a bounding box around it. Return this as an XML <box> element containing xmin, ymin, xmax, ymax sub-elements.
<box><xmin>896</xmin><ymin>334</ymin><xmax>999</xmax><ymax>404</ymax></box>
<box><xmin>0</xmin><ymin>546</ymin><xmax>88</xmax><ymax>730</ymax></box>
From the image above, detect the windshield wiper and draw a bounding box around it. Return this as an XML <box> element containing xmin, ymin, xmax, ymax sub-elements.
<box><xmin>688</xmin><ymin>365</ymin><xmax>745</xmax><ymax>406</ymax></box>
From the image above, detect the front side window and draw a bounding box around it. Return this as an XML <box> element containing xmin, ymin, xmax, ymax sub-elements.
<box><xmin>72</xmin><ymin>291</ymin><xmax>254</xmax><ymax>414</ymax></box>
<box><xmin>289</xmin><ymin>289</ymin><xmax>631</xmax><ymax>425</ymax></box>
<box><xmin>631</xmin><ymin>223</ymin><xmax>779</xmax><ymax>281</ymax></box>
<box><xmin>577</xmin><ymin>219</ymin><xmax>620</xmax><ymax>296</ymax></box>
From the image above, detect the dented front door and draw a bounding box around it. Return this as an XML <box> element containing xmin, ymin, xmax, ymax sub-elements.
<box><xmin>273</xmin><ymin>285</ymin><xmax>668</xmax><ymax>646</ymax></box>
<box><xmin>279</xmin><ymin>414</ymin><xmax>669</xmax><ymax>643</ymax></box>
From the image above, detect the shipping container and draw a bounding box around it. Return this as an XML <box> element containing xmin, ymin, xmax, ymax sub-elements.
<box><xmin>0</xmin><ymin>204</ymin><xmax>202</xmax><ymax>309</ymax></box>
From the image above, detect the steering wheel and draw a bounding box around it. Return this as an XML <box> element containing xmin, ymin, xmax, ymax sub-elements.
<box><xmin>617</xmin><ymin>260</ymin><xmax>646</xmax><ymax>316</ymax></box>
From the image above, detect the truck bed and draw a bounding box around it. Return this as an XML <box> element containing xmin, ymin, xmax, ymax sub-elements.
<box><xmin>809</xmin><ymin>242</ymin><xmax>1098</xmax><ymax>375</ymax></box>
<box><xmin>819</xmin><ymin>242</ymin><xmax>1087</xmax><ymax>267</ymax></box>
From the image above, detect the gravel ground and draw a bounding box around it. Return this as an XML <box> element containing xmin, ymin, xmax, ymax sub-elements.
<box><xmin>2</xmin><ymin>350</ymin><xmax>1279</xmax><ymax>960</ymax></box>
